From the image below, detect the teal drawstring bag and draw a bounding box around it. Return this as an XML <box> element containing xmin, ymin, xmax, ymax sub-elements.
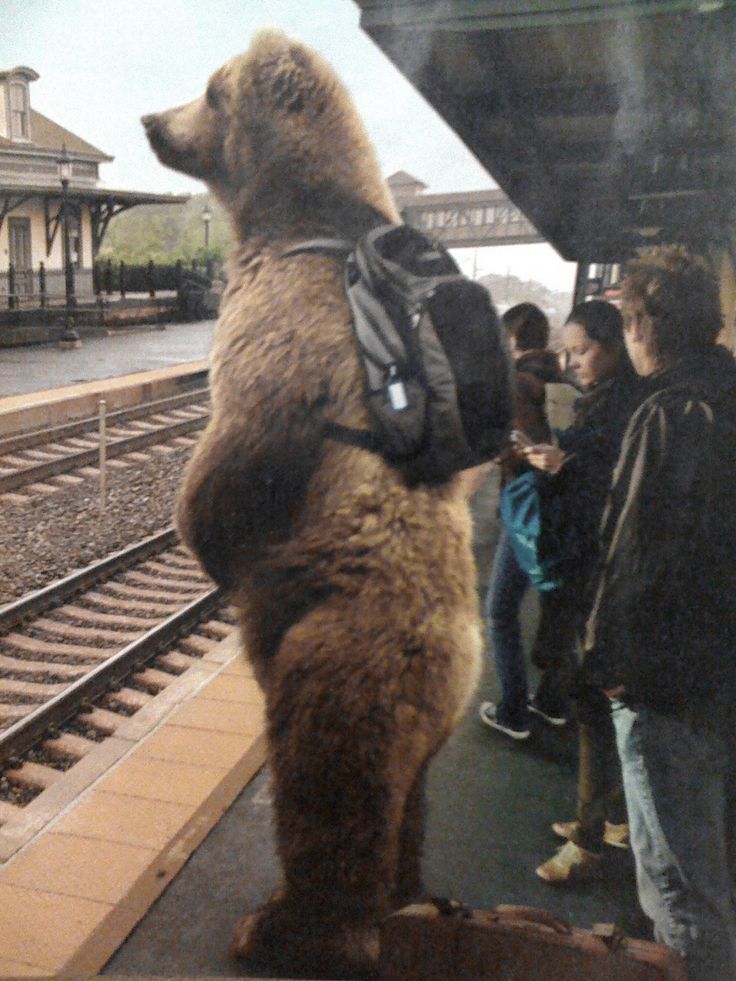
<box><xmin>499</xmin><ymin>470</ymin><xmax>566</xmax><ymax>591</ymax></box>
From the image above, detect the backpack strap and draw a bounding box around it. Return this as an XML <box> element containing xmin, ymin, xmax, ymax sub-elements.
<box><xmin>281</xmin><ymin>238</ymin><xmax>354</xmax><ymax>258</ymax></box>
<box><xmin>323</xmin><ymin>420</ymin><xmax>383</xmax><ymax>453</ymax></box>
<box><xmin>282</xmin><ymin>239</ymin><xmax>386</xmax><ymax>459</ymax></box>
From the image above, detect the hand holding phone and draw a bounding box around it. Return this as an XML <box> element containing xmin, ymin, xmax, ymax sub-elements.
<box><xmin>510</xmin><ymin>429</ymin><xmax>534</xmax><ymax>448</ymax></box>
<box><xmin>524</xmin><ymin>444</ymin><xmax>569</xmax><ymax>474</ymax></box>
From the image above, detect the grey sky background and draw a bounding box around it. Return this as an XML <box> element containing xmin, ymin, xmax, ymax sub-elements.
<box><xmin>3</xmin><ymin>0</ymin><xmax>577</xmax><ymax>293</ymax></box>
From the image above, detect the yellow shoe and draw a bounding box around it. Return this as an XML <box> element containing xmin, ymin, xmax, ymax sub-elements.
<box><xmin>603</xmin><ymin>821</ymin><xmax>629</xmax><ymax>850</ymax></box>
<box><xmin>535</xmin><ymin>841</ymin><xmax>601</xmax><ymax>884</ymax></box>
<box><xmin>551</xmin><ymin>820</ymin><xmax>579</xmax><ymax>841</ymax></box>
<box><xmin>551</xmin><ymin>820</ymin><xmax>629</xmax><ymax>850</ymax></box>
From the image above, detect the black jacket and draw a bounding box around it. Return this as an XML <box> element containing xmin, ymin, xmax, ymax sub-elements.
<box><xmin>554</xmin><ymin>367</ymin><xmax>641</xmax><ymax>591</ymax></box>
<box><xmin>582</xmin><ymin>345</ymin><xmax>736</xmax><ymax>715</ymax></box>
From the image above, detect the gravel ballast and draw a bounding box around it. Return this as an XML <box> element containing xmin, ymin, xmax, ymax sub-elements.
<box><xmin>0</xmin><ymin>446</ymin><xmax>196</xmax><ymax>606</ymax></box>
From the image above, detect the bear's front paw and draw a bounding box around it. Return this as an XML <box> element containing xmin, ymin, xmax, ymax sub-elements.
<box><xmin>231</xmin><ymin>905</ymin><xmax>379</xmax><ymax>980</ymax></box>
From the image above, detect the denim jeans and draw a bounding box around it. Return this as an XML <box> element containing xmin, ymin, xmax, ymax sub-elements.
<box><xmin>612</xmin><ymin>701</ymin><xmax>736</xmax><ymax>981</ymax></box>
<box><xmin>485</xmin><ymin>530</ymin><xmax>531</xmax><ymax>729</ymax></box>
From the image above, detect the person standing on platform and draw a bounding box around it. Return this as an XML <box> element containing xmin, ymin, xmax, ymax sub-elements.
<box><xmin>521</xmin><ymin>300</ymin><xmax>641</xmax><ymax>884</ymax></box>
<box><xmin>479</xmin><ymin>302</ymin><xmax>566</xmax><ymax>740</ymax></box>
<box><xmin>581</xmin><ymin>246</ymin><xmax>736</xmax><ymax>981</ymax></box>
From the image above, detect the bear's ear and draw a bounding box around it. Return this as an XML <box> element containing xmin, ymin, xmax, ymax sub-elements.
<box><xmin>267</xmin><ymin>45</ymin><xmax>323</xmax><ymax>116</ymax></box>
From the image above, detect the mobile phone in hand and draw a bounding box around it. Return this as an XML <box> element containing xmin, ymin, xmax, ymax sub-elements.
<box><xmin>510</xmin><ymin>429</ymin><xmax>533</xmax><ymax>448</ymax></box>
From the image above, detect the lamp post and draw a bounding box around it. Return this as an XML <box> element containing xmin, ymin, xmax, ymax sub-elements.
<box><xmin>202</xmin><ymin>202</ymin><xmax>212</xmax><ymax>249</ymax></box>
<box><xmin>57</xmin><ymin>144</ymin><xmax>80</xmax><ymax>346</ymax></box>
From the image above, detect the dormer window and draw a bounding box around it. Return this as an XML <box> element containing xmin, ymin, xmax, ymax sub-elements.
<box><xmin>9</xmin><ymin>80</ymin><xmax>30</xmax><ymax>140</ymax></box>
<box><xmin>1</xmin><ymin>67</ymin><xmax>38</xmax><ymax>143</ymax></box>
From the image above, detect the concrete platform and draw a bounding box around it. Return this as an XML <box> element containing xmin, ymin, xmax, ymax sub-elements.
<box><xmin>0</xmin><ymin>466</ymin><xmax>648</xmax><ymax>979</ymax></box>
<box><xmin>0</xmin><ymin>631</ymin><xmax>267</xmax><ymax>978</ymax></box>
<box><xmin>102</xmin><ymin>474</ymin><xmax>648</xmax><ymax>979</ymax></box>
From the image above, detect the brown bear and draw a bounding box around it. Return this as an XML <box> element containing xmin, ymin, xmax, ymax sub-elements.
<box><xmin>143</xmin><ymin>30</ymin><xmax>493</xmax><ymax>980</ymax></box>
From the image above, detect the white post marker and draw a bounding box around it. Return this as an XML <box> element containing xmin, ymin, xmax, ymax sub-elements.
<box><xmin>99</xmin><ymin>398</ymin><xmax>107</xmax><ymax>514</ymax></box>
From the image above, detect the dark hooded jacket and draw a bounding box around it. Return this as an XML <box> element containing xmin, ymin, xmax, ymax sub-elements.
<box><xmin>581</xmin><ymin>344</ymin><xmax>736</xmax><ymax>717</ymax></box>
<box><xmin>553</xmin><ymin>366</ymin><xmax>641</xmax><ymax>590</ymax></box>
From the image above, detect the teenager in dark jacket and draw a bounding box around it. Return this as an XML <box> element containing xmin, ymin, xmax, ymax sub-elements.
<box><xmin>479</xmin><ymin>303</ymin><xmax>568</xmax><ymax>739</ymax></box>
<box><xmin>582</xmin><ymin>246</ymin><xmax>736</xmax><ymax>981</ymax></box>
<box><xmin>519</xmin><ymin>300</ymin><xmax>641</xmax><ymax>884</ymax></box>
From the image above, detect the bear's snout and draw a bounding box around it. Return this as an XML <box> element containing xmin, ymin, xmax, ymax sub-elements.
<box><xmin>141</xmin><ymin>101</ymin><xmax>216</xmax><ymax>181</ymax></box>
<box><xmin>141</xmin><ymin>113</ymin><xmax>163</xmax><ymax>140</ymax></box>
<box><xmin>141</xmin><ymin>111</ymin><xmax>181</xmax><ymax>168</ymax></box>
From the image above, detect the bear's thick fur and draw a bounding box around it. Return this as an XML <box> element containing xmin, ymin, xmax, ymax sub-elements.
<box><xmin>144</xmin><ymin>31</ymin><xmax>487</xmax><ymax>979</ymax></box>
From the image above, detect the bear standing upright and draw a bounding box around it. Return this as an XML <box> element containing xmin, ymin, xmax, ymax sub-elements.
<box><xmin>143</xmin><ymin>30</ymin><xmax>502</xmax><ymax>980</ymax></box>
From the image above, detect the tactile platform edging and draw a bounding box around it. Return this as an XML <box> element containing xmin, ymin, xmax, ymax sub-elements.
<box><xmin>0</xmin><ymin>630</ymin><xmax>267</xmax><ymax>978</ymax></box>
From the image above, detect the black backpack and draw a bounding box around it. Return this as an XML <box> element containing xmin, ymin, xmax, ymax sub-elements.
<box><xmin>286</xmin><ymin>223</ymin><xmax>513</xmax><ymax>485</ymax></box>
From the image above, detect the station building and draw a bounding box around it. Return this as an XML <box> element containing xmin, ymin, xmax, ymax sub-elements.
<box><xmin>0</xmin><ymin>66</ymin><xmax>186</xmax><ymax>305</ymax></box>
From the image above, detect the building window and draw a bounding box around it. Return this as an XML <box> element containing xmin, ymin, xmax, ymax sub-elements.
<box><xmin>9</xmin><ymin>81</ymin><xmax>30</xmax><ymax>140</ymax></box>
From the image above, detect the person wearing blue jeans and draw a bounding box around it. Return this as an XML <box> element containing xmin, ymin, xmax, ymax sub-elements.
<box><xmin>483</xmin><ymin>529</ymin><xmax>532</xmax><ymax>737</ymax></box>
<box><xmin>582</xmin><ymin>246</ymin><xmax>736</xmax><ymax>979</ymax></box>
<box><xmin>478</xmin><ymin>302</ymin><xmax>565</xmax><ymax>741</ymax></box>
<box><xmin>612</xmin><ymin>700</ymin><xmax>736</xmax><ymax>980</ymax></box>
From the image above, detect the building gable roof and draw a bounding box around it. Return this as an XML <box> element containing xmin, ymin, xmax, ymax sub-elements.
<box><xmin>0</xmin><ymin>109</ymin><xmax>112</xmax><ymax>161</ymax></box>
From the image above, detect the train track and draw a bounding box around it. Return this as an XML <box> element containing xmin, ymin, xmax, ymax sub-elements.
<box><xmin>0</xmin><ymin>388</ymin><xmax>210</xmax><ymax>498</ymax></box>
<box><xmin>0</xmin><ymin>528</ymin><xmax>234</xmax><ymax>820</ymax></box>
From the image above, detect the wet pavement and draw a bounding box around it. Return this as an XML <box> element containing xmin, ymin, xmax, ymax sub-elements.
<box><xmin>0</xmin><ymin>320</ymin><xmax>215</xmax><ymax>398</ymax></box>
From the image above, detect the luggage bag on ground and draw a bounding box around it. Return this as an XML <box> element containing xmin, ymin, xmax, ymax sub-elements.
<box><xmin>379</xmin><ymin>901</ymin><xmax>687</xmax><ymax>980</ymax></box>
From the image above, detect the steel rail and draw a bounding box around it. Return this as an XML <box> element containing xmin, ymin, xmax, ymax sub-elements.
<box><xmin>0</xmin><ymin>380</ymin><xmax>209</xmax><ymax>457</ymax></box>
<box><xmin>0</xmin><ymin>527</ymin><xmax>178</xmax><ymax>632</ymax></box>
<box><xmin>0</xmin><ymin>586</ymin><xmax>222</xmax><ymax>765</ymax></box>
<box><xmin>0</xmin><ymin>412</ymin><xmax>208</xmax><ymax>494</ymax></box>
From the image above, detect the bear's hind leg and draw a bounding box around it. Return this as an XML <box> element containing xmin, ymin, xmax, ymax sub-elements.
<box><xmin>392</xmin><ymin>760</ymin><xmax>431</xmax><ymax>910</ymax></box>
<box><xmin>232</xmin><ymin>737</ymin><xmax>405</xmax><ymax>978</ymax></box>
<box><xmin>232</xmin><ymin>654</ymin><xmax>431</xmax><ymax>976</ymax></box>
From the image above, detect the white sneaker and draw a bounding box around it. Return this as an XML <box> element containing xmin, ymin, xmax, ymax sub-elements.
<box><xmin>528</xmin><ymin>701</ymin><xmax>568</xmax><ymax>727</ymax></box>
<box><xmin>479</xmin><ymin>701</ymin><xmax>530</xmax><ymax>741</ymax></box>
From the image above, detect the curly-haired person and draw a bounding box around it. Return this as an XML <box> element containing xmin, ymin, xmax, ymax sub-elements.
<box><xmin>582</xmin><ymin>245</ymin><xmax>736</xmax><ymax>981</ymax></box>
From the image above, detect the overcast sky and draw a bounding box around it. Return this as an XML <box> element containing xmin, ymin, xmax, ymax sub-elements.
<box><xmin>3</xmin><ymin>0</ymin><xmax>577</xmax><ymax>293</ymax></box>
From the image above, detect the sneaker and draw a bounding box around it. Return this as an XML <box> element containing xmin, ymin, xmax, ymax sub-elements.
<box><xmin>552</xmin><ymin>820</ymin><xmax>629</xmax><ymax>850</ymax></box>
<box><xmin>528</xmin><ymin>701</ymin><xmax>568</xmax><ymax>727</ymax></box>
<box><xmin>536</xmin><ymin>840</ymin><xmax>602</xmax><ymax>884</ymax></box>
<box><xmin>479</xmin><ymin>701</ymin><xmax>530</xmax><ymax>741</ymax></box>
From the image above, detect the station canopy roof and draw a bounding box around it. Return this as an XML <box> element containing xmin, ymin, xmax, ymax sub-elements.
<box><xmin>354</xmin><ymin>0</ymin><xmax>736</xmax><ymax>261</ymax></box>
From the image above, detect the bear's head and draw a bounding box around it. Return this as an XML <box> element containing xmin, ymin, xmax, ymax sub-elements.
<box><xmin>142</xmin><ymin>30</ymin><xmax>396</xmax><ymax>233</ymax></box>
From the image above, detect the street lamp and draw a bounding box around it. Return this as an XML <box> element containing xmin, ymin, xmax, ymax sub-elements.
<box><xmin>202</xmin><ymin>202</ymin><xmax>212</xmax><ymax>248</ymax></box>
<box><xmin>57</xmin><ymin>143</ymin><xmax>80</xmax><ymax>345</ymax></box>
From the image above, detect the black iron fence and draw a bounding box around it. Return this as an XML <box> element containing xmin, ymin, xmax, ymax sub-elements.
<box><xmin>0</xmin><ymin>258</ymin><xmax>217</xmax><ymax>310</ymax></box>
<box><xmin>92</xmin><ymin>258</ymin><xmax>217</xmax><ymax>298</ymax></box>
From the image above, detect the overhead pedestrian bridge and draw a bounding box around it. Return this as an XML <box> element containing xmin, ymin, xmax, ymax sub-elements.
<box><xmin>388</xmin><ymin>171</ymin><xmax>544</xmax><ymax>249</ymax></box>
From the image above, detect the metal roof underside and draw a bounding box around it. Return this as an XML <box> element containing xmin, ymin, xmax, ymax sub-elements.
<box><xmin>0</xmin><ymin>184</ymin><xmax>189</xmax><ymax>206</ymax></box>
<box><xmin>354</xmin><ymin>1</ymin><xmax>736</xmax><ymax>261</ymax></box>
